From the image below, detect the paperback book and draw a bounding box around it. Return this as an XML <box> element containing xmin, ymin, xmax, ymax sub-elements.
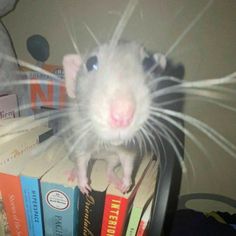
<box><xmin>40</xmin><ymin>157</ymin><xmax>80</xmax><ymax>236</ymax></box>
<box><xmin>20</xmin><ymin>138</ymin><xmax>66</xmax><ymax>236</ymax></box>
<box><xmin>0</xmin><ymin>126</ymin><xmax>53</xmax><ymax>236</ymax></box>
<box><xmin>136</xmin><ymin>200</ymin><xmax>153</xmax><ymax>236</ymax></box>
<box><xmin>78</xmin><ymin>159</ymin><xmax>110</xmax><ymax>236</ymax></box>
<box><xmin>101</xmin><ymin>154</ymin><xmax>153</xmax><ymax>236</ymax></box>
<box><xmin>125</xmin><ymin>160</ymin><xmax>159</xmax><ymax>236</ymax></box>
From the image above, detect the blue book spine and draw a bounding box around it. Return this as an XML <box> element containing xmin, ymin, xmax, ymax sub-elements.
<box><xmin>41</xmin><ymin>182</ymin><xmax>79</xmax><ymax>236</ymax></box>
<box><xmin>20</xmin><ymin>176</ymin><xmax>44</xmax><ymax>236</ymax></box>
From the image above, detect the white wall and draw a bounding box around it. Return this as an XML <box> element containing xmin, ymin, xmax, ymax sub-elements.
<box><xmin>3</xmin><ymin>0</ymin><xmax>236</xmax><ymax>211</ymax></box>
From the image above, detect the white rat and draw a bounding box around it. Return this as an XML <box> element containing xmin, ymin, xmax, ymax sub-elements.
<box><xmin>63</xmin><ymin>41</ymin><xmax>167</xmax><ymax>195</ymax></box>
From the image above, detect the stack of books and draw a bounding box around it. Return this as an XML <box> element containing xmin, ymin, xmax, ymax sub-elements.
<box><xmin>0</xmin><ymin>116</ymin><xmax>159</xmax><ymax>236</ymax></box>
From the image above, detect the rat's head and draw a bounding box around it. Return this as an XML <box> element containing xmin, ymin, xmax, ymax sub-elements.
<box><xmin>63</xmin><ymin>41</ymin><xmax>166</xmax><ymax>145</ymax></box>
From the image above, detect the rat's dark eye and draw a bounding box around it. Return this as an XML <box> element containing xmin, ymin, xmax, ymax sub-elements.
<box><xmin>142</xmin><ymin>55</ymin><xmax>156</xmax><ymax>72</ymax></box>
<box><xmin>86</xmin><ymin>55</ymin><xmax>98</xmax><ymax>72</ymax></box>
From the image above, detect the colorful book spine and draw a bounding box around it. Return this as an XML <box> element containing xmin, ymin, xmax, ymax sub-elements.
<box><xmin>125</xmin><ymin>207</ymin><xmax>143</xmax><ymax>236</ymax></box>
<box><xmin>101</xmin><ymin>195</ymin><xmax>129</xmax><ymax>236</ymax></box>
<box><xmin>136</xmin><ymin>201</ymin><xmax>153</xmax><ymax>236</ymax></box>
<box><xmin>78</xmin><ymin>160</ymin><xmax>109</xmax><ymax>236</ymax></box>
<box><xmin>20</xmin><ymin>138</ymin><xmax>67</xmax><ymax>236</ymax></box>
<box><xmin>101</xmin><ymin>155</ymin><xmax>152</xmax><ymax>236</ymax></box>
<box><xmin>0</xmin><ymin>173</ymin><xmax>29</xmax><ymax>235</ymax></box>
<box><xmin>78</xmin><ymin>190</ymin><xmax>106</xmax><ymax>235</ymax></box>
<box><xmin>20</xmin><ymin>176</ymin><xmax>44</xmax><ymax>236</ymax></box>
<box><xmin>0</xmin><ymin>127</ymin><xmax>52</xmax><ymax>236</ymax></box>
<box><xmin>125</xmin><ymin>161</ymin><xmax>158</xmax><ymax>236</ymax></box>
<box><xmin>41</xmin><ymin>183</ymin><xmax>79</xmax><ymax>236</ymax></box>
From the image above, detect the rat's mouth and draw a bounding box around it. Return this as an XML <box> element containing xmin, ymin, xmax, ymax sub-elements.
<box><xmin>96</xmin><ymin>124</ymin><xmax>137</xmax><ymax>146</ymax></box>
<box><xmin>110</xmin><ymin>139</ymin><xmax>123</xmax><ymax>146</ymax></box>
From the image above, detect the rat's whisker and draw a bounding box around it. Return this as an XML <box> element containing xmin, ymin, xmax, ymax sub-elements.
<box><xmin>135</xmin><ymin>131</ymin><xmax>144</xmax><ymax>156</ymax></box>
<box><xmin>16</xmin><ymin>101</ymin><xmax>73</xmax><ymax>114</ymax></box>
<box><xmin>158</xmin><ymin>127</ymin><xmax>186</xmax><ymax>172</ymax></box>
<box><xmin>139</xmin><ymin>126</ymin><xmax>153</xmax><ymax>156</ymax></box>
<box><xmin>152</xmin><ymin>107</ymin><xmax>236</xmax><ymax>158</ymax></box>
<box><xmin>109</xmin><ymin>0</ymin><xmax>139</xmax><ymax>51</ymax></box>
<box><xmin>83</xmin><ymin>22</ymin><xmax>101</xmax><ymax>47</ymax></box>
<box><xmin>155</xmin><ymin>118</ymin><xmax>196</xmax><ymax>177</ymax></box>
<box><xmin>0</xmin><ymin>53</ymin><xmax>62</xmax><ymax>80</ymax></box>
<box><xmin>67</xmin><ymin>122</ymin><xmax>91</xmax><ymax>143</ymax></box>
<box><xmin>137</xmin><ymin>128</ymin><xmax>147</xmax><ymax>156</ymax></box>
<box><xmin>151</xmin><ymin>73</ymin><xmax>236</xmax><ymax>99</ymax></box>
<box><xmin>147</xmin><ymin>76</ymin><xmax>181</xmax><ymax>88</ymax></box>
<box><xmin>1</xmin><ymin>78</ymin><xmax>64</xmax><ymax>88</ymax></box>
<box><xmin>157</xmin><ymin>93</ymin><xmax>236</xmax><ymax>113</ymax></box>
<box><xmin>142</xmin><ymin>121</ymin><xmax>163</xmax><ymax>159</ymax></box>
<box><xmin>165</xmin><ymin>0</ymin><xmax>214</xmax><ymax>56</ymax></box>
<box><xmin>58</xmin><ymin>5</ymin><xmax>81</xmax><ymax>56</ymax></box>
<box><xmin>65</xmin><ymin>125</ymin><xmax>92</xmax><ymax>160</ymax></box>
<box><xmin>148</xmin><ymin>110</ymin><xmax>210</xmax><ymax>162</ymax></box>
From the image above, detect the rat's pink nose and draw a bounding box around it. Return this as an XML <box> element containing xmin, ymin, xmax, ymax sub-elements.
<box><xmin>110</xmin><ymin>99</ymin><xmax>135</xmax><ymax>128</ymax></box>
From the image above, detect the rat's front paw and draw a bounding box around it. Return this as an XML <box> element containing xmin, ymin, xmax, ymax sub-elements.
<box><xmin>120</xmin><ymin>177</ymin><xmax>132</xmax><ymax>194</ymax></box>
<box><xmin>115</xmin><ymin>177</ymin><xmax>132</xmax><ymax>194</ymax></box>
<box><xmin>78</xmin><ymin>178</ymin><xmax>92</xmax><ymax>195</ymax></box>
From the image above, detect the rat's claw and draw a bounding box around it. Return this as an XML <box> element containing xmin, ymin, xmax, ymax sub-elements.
<box><xmin>113</xmin><ymin>177</ymin><xmax>132</xmax><ymax>194</ymax></box>
<box><xmin>79</xmin><ymin>182</ymin><xmax>92</xmax><ymax>195</ymax></box>
<box><xmin>120</xmin><ymin>178</ymin><xmax>132</xmax><ymax>194</ymax></box>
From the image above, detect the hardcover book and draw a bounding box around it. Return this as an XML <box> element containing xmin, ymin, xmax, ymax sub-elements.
<box><xmin>40</xmin><ymin>157</ymin><xmax>80</xmax><ymax>236</ymax></box>
<box><xmin>101</xmin><ymin>154</ymin><xmax>153</xmax><ymax>236</ymax></box>
<box><xmin>78</xmin><ymin>160</ymin><xmax>110</xmax><ymax>236</ymax></box>
<box><xmin>125</xmin><ymin>160</ymin><xmax>158</xmax><ymax>236</ymax></box>
<box><xmin>20</xmin><ymin>138</ymin><xmax>66</xmax><ymax>236</ymax></box>
<box><xmin>0</xmin><ymin>126</ymin><xmax>53</xmax><ymax>236</ymax></box>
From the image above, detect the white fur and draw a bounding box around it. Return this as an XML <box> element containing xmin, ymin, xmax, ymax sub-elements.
<box><xmin>63</xmin><ymin>41</ymin><xmax>157</xmax><ymax>194</ymax></box>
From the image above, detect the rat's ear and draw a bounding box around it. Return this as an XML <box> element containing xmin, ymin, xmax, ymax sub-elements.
<box><xmin>141</xmin><ymin>47</ymin><xmax>167</xmax><ymax>74</ymax></box>
<box><xmin>63</xmin><ymin>54</ymin><xmax>82</xmax><ymax>98</ymax></box>
<box><xmin>153</xmin><ymin>53</ymin><xmax>167</xmax><ymax>71</ymax></box>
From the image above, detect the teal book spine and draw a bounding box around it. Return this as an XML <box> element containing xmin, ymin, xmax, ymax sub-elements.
<box><xmin>20</xmin><ymin>175</ymin><xmax>44</xmax><ymax>236</ymax></box>
<box><xmin>41</xmin><ymin>182</ymin><xmax>79</xmax><ymax>236</ymax></box>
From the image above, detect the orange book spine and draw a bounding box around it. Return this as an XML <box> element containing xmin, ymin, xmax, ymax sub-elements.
<box><xmin>0</xmin><ymin>173</ymin><xmax>28</xmax><ymax>236</ymax></box>
<box><xmin>101</xmin><ymin>194</ymin><xmax>129</xmax><ymax>236</ymax></box>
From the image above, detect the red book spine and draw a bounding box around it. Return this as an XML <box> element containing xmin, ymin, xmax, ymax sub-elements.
<box><xmin>0</xmin><ymin>173</ymin><xmax>28</xmax><ymax>236</ymax></box>
<box><xmin>101</xmin><ymin>194</ymin><xmax>128</xmax><ymax>236</ymax></box>
<box><xmin>136</xmin><ymin>220</ymin><xmax>147</xmax><ymax>236</ymax></box>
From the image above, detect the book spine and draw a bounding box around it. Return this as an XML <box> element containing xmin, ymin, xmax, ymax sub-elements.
<box><xmin>0</xmin><ymin>173</ymin><xmax>28</xmax><ymax>236</ymax></box>
<box><xmin>0</xmin><ymin>127</ymin><xmax>52</xmax><ymax>167</ymax></box>
<box><xmin>125</xmin><ymin>207</ymin><xmax>142</xmax><ymax>236</ymax></box>
<box><xmin>20</xmin><ymin>176</ymin><xmax>44</xmax><ymax>236</ymax></box>
<box><xmin>101</xmin><ymin>194</ymin><xmax>128</xmax><ymax>236</ymax></box>
<box><xmin>78</xmin><ymin>190</ymin><xmax>106</xmax><ymax>235</ymax></box>
<box><xmin>41</xmin><ymin>182</ymin><xmax>79</xmax><ymax>236</ymax></box>
<box><xmin>136</xmin><ymin>220</ymin><xmax>148</xmax><ymax>236</ymax></box>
